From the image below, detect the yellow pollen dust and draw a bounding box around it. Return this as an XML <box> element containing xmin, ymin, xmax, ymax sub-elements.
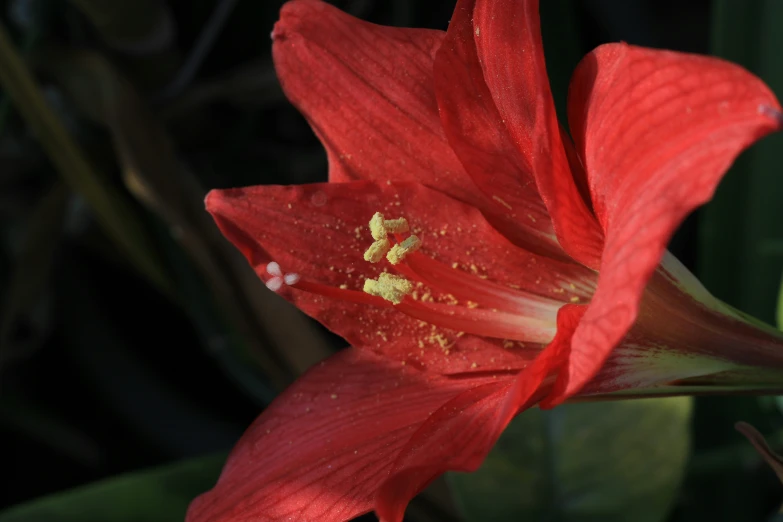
<box><xmin>387</xmin><ymin>235</ymin><xmax>422</xmax><ymax>265</ymax></box>
<box><xmin>363</xmin><ymin>272</ymin><xmax>413</xmax><ymax>305</ymax></box>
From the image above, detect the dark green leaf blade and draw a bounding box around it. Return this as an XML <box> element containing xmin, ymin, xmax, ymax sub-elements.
<box><xmin>448</xmin><ymin>398</ymin><xmax>692</xmax><ymax>522</ymax></box>
<box><xmin>0</xmin><ymin>453</ymin><xmax>225</xmax><ymax>522</ymax></box>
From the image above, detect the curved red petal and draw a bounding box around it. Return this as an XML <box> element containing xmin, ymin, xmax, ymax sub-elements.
<box><xmin>469</xmin><ymin>0</ymin><xmax>604</xmax><ymax>268</ymax></box>
<box><xmin>186</xmin><ymin>311</ymin><xmax>584</xmax><ymax>522</ymax></box>
<box><xmin>376</xmin><ymin>304</ymin><xmax>585</xmax><ymax>522</ymax></box>
<box><xmin>433</xmin><ymin>0</ymin><xmax>563</xmax><ymax>258</ymax></box>
<box><xmin>206</xmin><ymin>180</ymin><xmax>596</xmax><ymax>375</ymax></box>
<box><xmin>271</xmin><ymin>0</ymin><xmax>476</xmax><ymax>203</ymax></box>
<box><xmin>184</xmin><ymin>348</ymin><xmax>501</xmax><ymax>522</ymax></box>
<box><xmin>550</xmin><ymin>43</ymin><xmax>783</xmax><ymax>403</ymax></box>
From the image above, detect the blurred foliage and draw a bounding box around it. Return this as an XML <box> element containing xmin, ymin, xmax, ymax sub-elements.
<box><xmin>0</xmin><ymin>0</ymin><xmax>781</xmax><ymax>521</ymax></box>
<box><xmin>699</xmin><ymin>0</ymin><xmax>783</xmax><ymax>327</ymax></box>
<box><xmin>777</xmin><ymin>276</ymin><xmax>782</xmax><ymax>329</ymax></box>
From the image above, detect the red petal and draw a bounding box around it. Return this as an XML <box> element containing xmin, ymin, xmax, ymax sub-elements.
<box><xmin>206</xmin><ymin>180</ymin><xmax>597</xmax><ymax>375</ymax></box>
<box><xmin>271</xmin><ymin>0</ymin><xmax>476</xmax><ymax>203</ymax></box>
<box><xmin>549</xmin><ymin>43</ymin><xmax>783</xmax><ymax>403</ymax></box>
<box><xmin>433</xmin><ymin>0</ymin><xmax>562</xmax><ymax>257</ymax></box>
<box><xmin>468</xmin><ymin>0</ymin><xmax>605</xmax><ymax>268</ymax></box>
<box><xmin>376</xmin><ymin>304</ymin><xmax>585</xmax><ymax>522</ymax></box>
<box><xmin>272</xmin><ymin>0</ymin><xmax>578</xmax><ymax>258</ymax></box>
<box><xmin>187</xmin><ymin>307</ymin><xmax>585</xmax><ymax>522</ymax></box>
<box><xmin>185</xmin><ymin>348</ymin><xmax>501</xmax><ymax>522</ymax></box>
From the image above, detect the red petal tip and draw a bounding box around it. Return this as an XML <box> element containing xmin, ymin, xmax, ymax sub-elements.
<box><xmin>272</xmin><ymin>0</ymin><xmax>327</xmax><ymax>42</ymax></box>
<box><xmin>271</xmin><ymin>20</ymin><xmax>286</xmax><ymax>41</ymax></box>
<box><xmin>759</xmin><ymin>104</ymin><xmax>783</xmax><ymax>129</ymax></box>
<box><xmin>204</xmin><ymin>188</ymin><xmax>241</xmax><ymax>216</ymax></box>
<box><xmin>204</xmin><ymin>189</ymin><xmax>220</xmax><ymax>213</ymax></box>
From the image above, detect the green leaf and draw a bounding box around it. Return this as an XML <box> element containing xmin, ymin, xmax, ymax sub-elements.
<box><xmin>0</xmin><ymin>453</ymin><xmax>226</xmax><ymax>522</ymax></box>
<box><xmin>448</xmin><ymin>398</ymin><xmax>692</xmax><ymax>522</ymax></box>
<box><xmin>699</xmin><ymin>0</ymin><xmax>783</xmax><ymax>325</ymax></box>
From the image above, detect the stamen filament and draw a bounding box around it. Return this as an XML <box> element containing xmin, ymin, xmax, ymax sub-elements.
<box><xmin>284</xmin><ymin>279</ymin><xmax>558</xmax><ymax>344</ymax></box>
<box><xmin>398</xmin><ymin>253</ymin><xmax>562</xmax><ymax>321</ymax></box>
<box><xmin>397</xmin><ymin>301</ymin><xmax>557</xmax><ymax>344</ymax></box>
<box><xmin>295</xmin><ymin>280</ymin><xmax>390</xmax><ymax>306</ymax></box>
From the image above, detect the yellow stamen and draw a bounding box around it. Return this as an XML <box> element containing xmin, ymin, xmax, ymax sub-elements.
<box><xmin>363</xmin><ymin>272</ymin><xmax>413</xmax><ymax>304</ymax></box>
<box><xmin>363</xmin><ymin>238</ymin><xmax>391</xmax><ymax>263</ymax></box>
<box><xmin>386</xmin><ymin>234</ymin><xmax>422</xmax><ymax>265</ymax></box>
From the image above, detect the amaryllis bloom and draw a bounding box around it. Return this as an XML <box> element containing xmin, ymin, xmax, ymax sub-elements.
<box><xmin>187</xmin><ymin>0</ymin><xmax>783</xmax><ymax>520</ymax></box>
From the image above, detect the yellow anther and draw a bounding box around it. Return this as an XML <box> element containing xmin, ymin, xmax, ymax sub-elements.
<box><xmin>386</xmin><ymin>235</ymin><xmax>422</xmax><ymax>265</ymax></box>
<box><xmin>369</xmin><ymin>212</ymin><xmax>386</xmax><ymax>240</ymax></box>
<box><xmin>363</xmin><ymin>272</ymin><xmax>413</xmax><ymax>305</ymax></box>
<box><xmin>363</xmin><ymin>238</ymin><xmax>391</xmax><ymax>263</ymax></box>
<box><xmin>368</xmin><ymin>212</ymin><xmax>410</xmax><ymax>241</ymax></box>
<box><xmin>383</xmin><ymin>217</ymin><xmax>409</xmax><ymax>234</ymax></box>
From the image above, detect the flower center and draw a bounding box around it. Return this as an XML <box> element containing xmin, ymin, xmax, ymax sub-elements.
<box><xmin>362</xmin><ymin>212</ymin><xmax>422</xmax><ymax>265</ymax></box>
<box><xmin>358</xmin><ymin>212</ymin><xmax>560</xmax><ymax>344</ymax></box>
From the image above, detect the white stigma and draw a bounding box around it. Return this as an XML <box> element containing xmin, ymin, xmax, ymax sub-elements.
<box><xmin>267</xmin><ymin>262</ymin><xmax>283</xmax><ymax>277</ymax></box>
<box><xmin>266</xmin><ymin>277</ymin><xmax>284</xmax><ymax>292</ymax></box>
<box><xmin>264</xmin><ymin>262</ymin><xmax>300</xmax><ymax>292</ymax></box>
<box><xmin>284</xmin><ymin>273</ymin><xmax>301</xmax><ymax>285</ymax></box>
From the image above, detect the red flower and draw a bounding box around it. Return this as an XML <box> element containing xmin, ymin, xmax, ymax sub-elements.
<box><xmin>187</xmin><ymin>0</ymin><xmax>783</xmax><ymax>520</ymax></box>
